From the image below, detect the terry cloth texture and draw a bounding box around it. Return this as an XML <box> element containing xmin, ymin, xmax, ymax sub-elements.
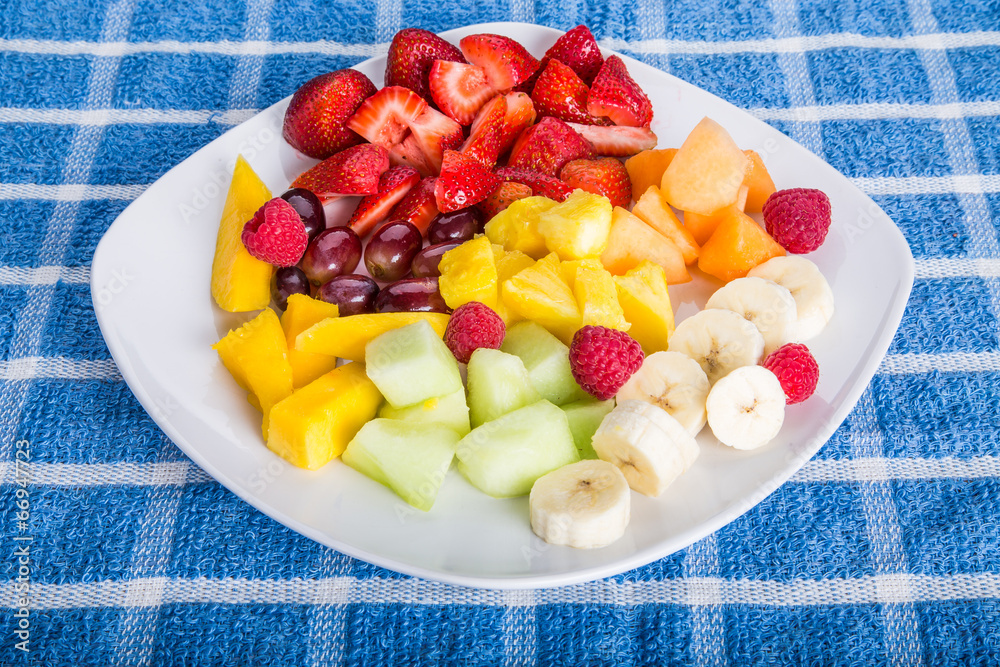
<box><xmin>3</xmin><ymin>0</ymin><xmax>1000</xmax><ymax>664</ymax></box>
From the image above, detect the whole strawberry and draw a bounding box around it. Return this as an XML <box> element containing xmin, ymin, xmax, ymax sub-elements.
<box><xmin>569</xmin><ymin>326</ymin><xmax>644</xmax><ymax>400</ymax></box>
<box><xmin>282</xmin><ymin>69</ymin><xmax>377</xmax><ymax>159</ymax></box>
<box><xmin>762</xmin><ymin>343</ymin><xmax>819</xmax><ymax>404</ymax></box>
<box><xmin>445</xmin><ymin>301</ymin><xmax>506</xmax><ymax>364</ymax></box>
<box><xmin>559</xmin><ymin>157</ymin><xmax>632</xmax><ymax>208</ymax></box>
<box><xmin>241</xmin><ymin>198</ymin><xmax>308</xmax><ymax>267</ymax></box>
<box><xmin>762</xmin><ymin>188</ymin><xmax>832</xmax><ymax>253</ymax></box>
<box><xmin>385</xmin><ymin>28</ymin><xmax>466</xmax><ymax>101</ymax></box>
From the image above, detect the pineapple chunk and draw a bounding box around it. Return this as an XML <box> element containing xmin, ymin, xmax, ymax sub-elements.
<box><xmin>484</xmin><ymin>196</ymin><xmax>556</xmax><ymax>259</ymax></box>
<box><xmin>281</xmin><ymin>294</ymin><xmax>340</xmax><ymax>388</ymax></box>
<box><xmin>502</xmin><ymin>253</ymin><xmax>581</xmax><ymax>344</ymax></box>
<box><xmin>438</xmin><ymin>236</ymin><xmax>498</xmax><ymax>310</ymax></box>
<box><xmin>213</xmin><ymin>308</ymin><xmax>293</xmax><ymax>439</ymax></box>
<box><xmin>613</xmin><ymin>261</ymin><xmax>676</xmax><ymax>354</ymax></box>
<box><xmin>573</xmin><ymin>263</ymin><xmax>630</xmax><ymax>332</ymax></box>
<box><xmin>493</xmin><ymin>247</ymin><xmax>536</xmax><ymax>325</ymax></box>
<box><xmin>536</xmin><ymin>189</ymin><xmax>612</xmax><ymax>260</ymax></box>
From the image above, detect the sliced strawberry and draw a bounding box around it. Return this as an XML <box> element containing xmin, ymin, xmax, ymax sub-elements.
<box><xmin>347</xmin><ymin>86</ymin><xmax>427</xmax><ymax>149</ymax></box>
<box><xmin>586</xmin><ymin>55</ymin><xmax>653</xmax><ymax>127</ymax></box>
<box><xmin>461</xmin><ymin>95</ymin><xmax>507</xmax><ymax>168</ymax></box>
<box><xmin>347</xmin><ymin>165</ymin><xmax>421</xmax><ymax>236</ymax></box>
<box><xmin>541</xmin><ymin>25</ymin><xmax>604</xmax><ymax>86</ymax></box>
<box><xmin>460</xmin><ymin>33</ymin><xmax>540</xmax><ymax>91</ymax></box>
<box><xmin>429</xmin><ymin>60</ymin><xmax>497</xmax><ymax>125</ymax></box>
<box><xmin>476</xmin><ymin>181</ymin><xmax>533</xmax><ymax>219</ymax></box>
<box><xmin>435</xmin><ymin>150</ymin><xmax>503</xmax><ymax>213</ymax></box>
<box><xmin>385</xmin><ymin>28</ymin><xmax>466</xmax><ymax>101</ymax></box>
<box><xmin>531</xmin><ymin>59</ymin><xmax>607</xmax><ymax>126</ymax></box>
<box><xmin>388</xmin><ymin>177</ymin><xmax>439</xmax><ymax>234</ymax></box>
<box><xmin>291</xmin><ymin>144</ymin><xmax>390</xmax><ymax>202</ymax></box>
<box><xmin>559</xmin><ymin>157</ymin><xmax>632</xmax><ymax>208</ymax></box>
<box><xmin>282</xmin><ymin>69</ymin><xmax>377</xmax><ymax>160</ymax></box>
<box><xmin>495</xmin><ymin>167</ymin><xmax>574</xmax><ymax>202</ymax></box>
<box><xmin>498</xmin><ymin>92</ymin><xmax>537</xmax><ymax>155</ymax></box>
<box><xmin>565</xmin><ymin>122</ymin><xmax>658</xmax><ymax>157</ymax></box>
<box><xmin>508</xmin><ymin>116</ymin><xmax>594</xmax><ymax>177</ymax></box>
<box><xmin>389</xmin><ymin>133</ymin><xmax>435</xmax><ymax>176</ymax></box>
<box><xmin>408</xmin><ymin>106</ymin><xmax>464</xmax><ymax>175</ymax></box>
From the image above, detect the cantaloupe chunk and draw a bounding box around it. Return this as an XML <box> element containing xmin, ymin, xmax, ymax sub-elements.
<box><xmin>743</xmin><ymin>149</ymin><xmax>777</xmax><ymax>213</ymax></box>
<box><xmin>266</xmin><ymin>362</ymin><xmax>382</xmax><ymax>470</ymax></box>
<box><xmin>295</xmin><ymin>312</ymin><xmax>451</xmax><ymax>361</ymax></box>
<box><xmin>600</xmin><ymin>207</ymin><xmax>691</xmax><ymax>284</ymax></box>
<box><xmin>683</xmin><ymin>185</ymin><xmax>749</xmax><ymax>245</ymax></box>
<box><xmin>660</xmin><ymin>117</ymin><xmax>749</xmax><ymax>216</ymax></box>
<box><xmin>211</xmin><ymin>156</ymin><xmax>273</xmax><ymax>312</ymax></box>
<box><xmin>631</xmin><ymin>186</ymin><xmax>700</xmax><ymax>265</ymax></box>
<box><xmin>698</xmin><ymin>208</ymin><xmax>786</xmax><ymax>283</ymax></box>
<box><xmin>625</xmin><ymin>148</ymin><xmax>678</xmax><ymax>202</ymax></box>
<box><xmin>281</xmin><ymin>294</ymin><xmax>341</xmax><ymax>388</ymax></box>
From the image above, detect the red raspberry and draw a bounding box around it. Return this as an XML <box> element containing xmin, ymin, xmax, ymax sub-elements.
<box><xmin>241</xmin><ymin>198</ymin><xmax>308</xmax><ymax>267</ymax></box>
<box><xmin>569</xmin><ymin>326</ymin><xmax>644</xmax><ymax>401</ymax></box>
<box><xmin>762</xmin><ymin>188</ymin><xmax>832</xmax><ymax>254</ymax></box>
<box><xmin>444</xmin><ymin>302</ymin><xmax>505</xmax><ymax>364</ymax></box>
<box><xmin>762</xmin><ymin>343</ymin><xmax>819</xmax><ymax>405</ymax></box>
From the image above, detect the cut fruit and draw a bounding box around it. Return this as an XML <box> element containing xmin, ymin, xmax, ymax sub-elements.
<box><xmin>631</xmin><ymin>186</ymin><xmax>701</xmax><ymax>265</ymax></box>
<box><xmin>484</xmin><ymin>195</ymin><xmax>557</xmax><ymax>259</ymax></box>
<box><xmin>213</xmin><ymin>308</ymin><xmax>293</xmax><ymax>439</ymax></box>
<box><xmin>466</xmin><ymin>348</ymin><xmax>542</xmax><ymax>428</ymax></box>
<box><xmin>600</xmin><ymin>206</ymin><xmax>691</xmax><ymax>284</ymax></box>
<box><xmin>743</xmin><ymin>150</ymin><xmax>777</xmax><ymax>214</ymax></box>
<box><xmin>613</xmin><ymin>260</ymin><xmax>676</xmax><ymax>355</ymax></box>
<box><xmin>660</xmin><ymin>117</ymin><xmax>750</xmax><ymax>216</ymax></box>
<box><xmin>456</xmin><ymin>399</ymin><xmax>580</xmax><ymax>498</ymax></box>
<box><xmin>266</xmin><ymin>362</ymin><xmax>382</xmax><ymax>470</ymax></box>
<box><xmin>697</xmin><ymin>208</ymin><xmax>786</xmax><ymax>283</ymax></box>
<box><xmin>501</xmin><ymin>253</ymin><xmax>581</xmax><ymax>343</ymax></box>
<box><xmin>499</xmin><ymin>320</ymin><xmax>590</xmax><ymax>405</ymax></box>
<box><xmin>210</xmin><ymin>155</ymin><xmax>273</xmax><ymax>312</ymax></box>
<box><xmin>378</xmin><ymin>388</ymin><xmax>471</xmax><ymax>436</ymax></box>
<box><xmin>437</xmin><ymin>236</ymin><xmax>498</xmax><ymax>310</ymax></box>
<box><xmin>625</xmin><ymin>148</ymin><xmax>677</xmax><ymax>202</ymax></box>
<box><xmin>492</xmin><ymin>247</ymin><xmax>536</xmax><ymax>325</ymax></box>
<box><xmin>536</xmin><ymin>189</ymin><xmax>613</xmax><ymax>260</ymax></box>
<box><xmin>295</xmin><ymin>311</ymin><xmax>450</xmax><ymax>362</ymax></box>
<box><xmin>364</xmin><ymin>319</ymin><xmax>463</xmax><ymax>408</ymax></box>
<box><xmin>561</xmin><ymin>398</ymin><xmax>615</xmax><ymax>459</ymax></box>
<box><xmin>428</xmin><ymin>60</ymin><xmax>497</xmax><ymax>125</ymax></box>
<box><xmin>280</xmin><ymin>294</ymin><xmax>341</xmax><ymax>388</ymax></box>
<box><xmin>342</xmin><ymin>418</ymin><xmax>460</xmax><ymax>511</ymax></box>
<box><xmin>570</xmin><ymin>261</ymin><xmax>630</xmax><ymax>331</ymax></box>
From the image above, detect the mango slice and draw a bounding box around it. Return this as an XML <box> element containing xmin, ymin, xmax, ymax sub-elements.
<box><xmin>295</xmin><ymin>312</ymin><xmax>451</xmax><ymax>361</ymax></box>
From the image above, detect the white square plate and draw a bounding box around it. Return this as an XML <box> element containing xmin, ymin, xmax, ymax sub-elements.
<box><xmin>91</xmin><ymin>22</ymin><xmax>913</xmax><ymax>589</ymax></box>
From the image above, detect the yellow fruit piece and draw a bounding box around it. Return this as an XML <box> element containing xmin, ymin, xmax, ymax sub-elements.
<box><xmin>295</xmin><ymin>312</ymin><xmax>451</xmax><ymax>361</ymax></box>
<box><xmin>281</xmin><ymin>294</ymin><xmax>341</xmax><ymax>388</ymax></box>
<box><xmin>613</xmin><ymin>261</ymin><xmax>676</xmax><ymax>354</ymax></box>
<box><xmin>211</xmin><ymin>156</ymin><xmax>273</xmax><ymax>312</ymax></box>
<box><xmin>493</xmin><ymin>248</ymin><xmax>536</xmax><ymax>325</ymax></box>
<box><xmin>631</xmin><ymin>186</ymin><xmax>700</xmax><ymax>265</ymax></box>
<box><xmin>698</xmin><ymin>208</ymin><xmax>786</xmax><ymax>282</ymax></box>
<box><xmin>484</xmin><ymin>196</ymin><xmax>556</xmax><ymax>259</ymax></box>
<box><xmin>571</xmin><ymin>263</ymin><xmax>630</xmax><ymax>331</ymax></box>
<box><xmin>536</xmin><ymin>189</ymin><xmax>613</xmax><ymax>260</ymax></box>
<box><xmin>743</xmin><ymin>150</ymin><xmax>777</xmax><ymax>213</ymax></box>
<box><xmin>266</xmin><ymin>362</ymin><xmax>382</xmax><ymax>470</ymax></box>
<box><xmin>502</xmin><ymin>252</ymin><xmax>581</xmax><ymax>343</ymax></box>
<box><xmin>212</xmin><ymin>308</ymin><xmax>293</xmax><ymax>439</ymax></box>
<box><xmin>660</xmin><ymin>117</ymin><xmax>750</xmax><ymax>216</ymax></box>
<box><xmin>600</xmin><ymin>207</ymin><xmax>691</xmax><ymax>285</ymax></box>
<box><xmin>438</xmin><ymin>236</ymin><xmax>498</xmax><ymax>310</ymax></box>
<box><xmin>558</xmin><ymin>258</ymin><xmax>604</xmax><ymax>291</ymax></box>
<box><xmin>625</xmin><ymin>148</ymin><xmax>678</xmax><ymax>202</ymax></box>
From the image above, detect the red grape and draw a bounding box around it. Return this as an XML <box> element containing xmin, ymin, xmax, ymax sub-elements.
<box><xmin>375</xmin><ymin>277</ymin><xmax>449</xmax><ymax>313</ymax></box>
<box><xmin>364</xmin><ymin>220</ymin><xmax>423</xmax><ymax>283</ymax></box>
<box><xmin>301</xmin><ymin>227</ymin><xmax>361</xmax><ymax>285</ymax></box>
<box><xmin>280</xmin><ymin>188</ymin><xmax>326</xmax><ymax>243</ymax></box>
<box><xmin>411</xmin><ymin>241</ymin><xmax>461</xmax><ymax>278</ymax></box>
<box><xmin>317</xmin><ymin>274</ymin><xmax>379</xmax><ymax>316</ymax></box>
<box><xmin>427</xmin><ymin>209</ymin><xmax>482</xmax><ymax>244</ymax></box>
<box><xmin>271</xmin><ymin>266</ymin><xmax>310</xmax><ymax>310</ymax></box>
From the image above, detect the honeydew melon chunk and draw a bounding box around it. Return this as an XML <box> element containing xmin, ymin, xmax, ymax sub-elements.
<box><xmin>365</xmin><ymin>319</ymin><xmax>463</xmax><ymax>409</ymax></box>
<box><xmin>342</xmin><ymin>419</ymin><xmax>460</xmax><ymax>511</ymax></box>
<box><xmin>560</xmin><ymin>398</ymin><xmax>616</xmax><ymax>460</ymax></box>
<box><xmin>499</xmin><ymin>321</ymin><xmax>589</xmax><ymax>405</ymax></box>
<box><xmin>467</xmin><ymin>348</ymin><xmax>541</xmax><ymax>428</ymax></box>
<box><xmin>378</xmin><ymin>388</ymin><xmax>471</xmax><ymax>436</ymax></box>
<box><xmin>456</xmin><ymin>400</ymin><xmax>580</xmax><ymax>498</ymax></box>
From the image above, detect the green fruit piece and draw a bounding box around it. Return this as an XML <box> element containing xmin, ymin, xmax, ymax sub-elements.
<box><xmin>456</xmin><ymin>400</ymin><xmax>580</xmax><ymax>498</ymax></box>
<box><xmin>467</xmin><ymin>348</ymin><xmax>541</xmax><ymax>428</ymax></box>
<box><xmin>560</xmin><ymin>398</ymin><xmax>616</xmax><ymax>459</ymax></box>
<box><xmin>365</xmin><ymin>320</ymin><xmax>463</xmax><ymax>408</ymax></box>
<box><xmin>342</xmin><ymin>418</ymin><xmax>460</xmax><ymax>511</ymax></box>
<box><xmin>499</xmin><ymin>321</ymin><xmax>589</xmax><ymax>405</ymax></box>
<box><xmin>378</xmin><ymin>388</ymin><xmax>471</xmax><ymax>436</ymax></box>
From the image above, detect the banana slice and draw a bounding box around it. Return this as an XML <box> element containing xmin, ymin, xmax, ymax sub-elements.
<box><xmin>706</xmin><ymin>366</ymin><xmax>785</xmax><ymax>450</ymax></box>
<box><xmin>591</xmin><ymin>400</ymin><xmax>699</xmax><ymax>497</ymax></box>
<box><xmin>705</xmin><ymin>276</ymin><xmax>797</xmax><ymax>355</ymax></box>
<box><xmin>748</xmin><ymin>256</ymin><xmax>834</xmax><ymax>342</ymax></box>
<box><xmin>616</xmin><ymin>351</ymin><xmax>710</xmax><ymax>435</ymax></box>
<box><xmin>529</xmin><ymin>459</ymin><xmax>630</xmax><ymax>549</ymax></box>
<box><xmin>668</xmin><ymin>309</ymin><xmax>765</xmax><ymax>384</ymax></box>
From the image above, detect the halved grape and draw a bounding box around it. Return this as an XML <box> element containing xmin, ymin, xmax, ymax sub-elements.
<box><xmin>271</xmin><ymin>266</ymin><xmax>310</xmax><ymax>310</ymax></box>
<box><xmin>411</xmin><ymin>241</ymin><xmax>461</xmax><ymax>278</ymax></box>
<box><xmin>280</xmin><ymin>188</ymin><xmax>326</xmax><ymax>243</ymax></box>
<box><xmin>364</xmin><ymin>220</ymin><xmax>423</xmax><ymax>283</ymax></box>
<box><xmin>301</xmin><ymin>227</ymin><xmax>362</xmax><ymax>285</ymax></box>
<box><xmin>427</xmin><ymin>209</ymin><xmax>482</xmax><ymax>245</ymax></box>
<box><xmin>375</xmin><ymin>277</ymin><xmax>449</xmax><ymax>313</ymax></box>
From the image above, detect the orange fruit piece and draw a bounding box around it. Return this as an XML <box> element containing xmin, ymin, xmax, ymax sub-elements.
<box><xmin>697</xmin><ymin>208</ymin><xmax>786</xmax><ymax>283</ymax></box>
<box><xmin>631</xmin><ymin>186</ymin><xmax>700</xmax><ymax>264</ymax></box>
<box><xmin>660</xmin><ymin>117</ymin><xmax>749</xmax><ymax>216</ymax></box>
<box><xmin>600</xmin><ymin>207</ymin><xmax>691</xmax><ymax>284</ymax></box>
<box><xmin>683</xmin><ymin>185</ymin><xmax>749</xmax><ymax>245</ymax></box>
<box><xmin>743</xmin><ymin>150</ymin><xmax>777</xmax><ymax>213</ymax></box>
<box><xmin>281</xmin><ymin>294</ymin><xmax>341</xmax><ymax>389</ymax></box>
<box><xmin>625</xmin><ymin>148</ymin><xmax>677</xmax><ymax>203</ymax></box>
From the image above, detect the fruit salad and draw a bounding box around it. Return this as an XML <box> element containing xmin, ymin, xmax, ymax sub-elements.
<box><xmin>208</xmin><ymin>25</ymin><xmax>836</xmax><ymax>551</ymax></box>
